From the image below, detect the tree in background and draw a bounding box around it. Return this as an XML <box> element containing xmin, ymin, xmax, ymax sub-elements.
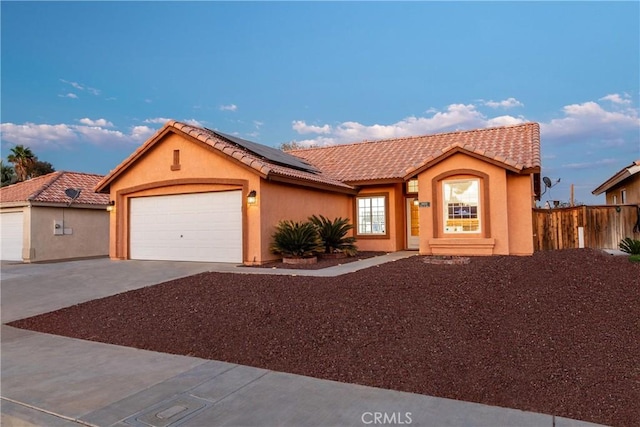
<box><xmin>7</xmin><ymin>145</ymin><xmax>35</xmax><ymax>181</ymax></box>
<box><xmin>1</xmin><ymin>160</ymin><xmax>16</xmax><ymax>187</ymax></box>
<box><xmin>3</xmin><ymin>145</ymin><xmax>55</xmax><ymax>184</ymax></box>
<box><xmin>30</xmin><ymin>159</ymin><xmax>55</xmax><ymax>177</ymax></box>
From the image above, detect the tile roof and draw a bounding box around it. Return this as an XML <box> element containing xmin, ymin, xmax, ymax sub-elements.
<box><xmin>0</xmin><ymin>171</ymin><xmax>109</xmax><ymax>206</ymax></box>
<box><xmin>289</xmin><ymin>122</ymin><xmax>541</xmax><ymax>183</ymax></box>
<box><xmin>96</xmin><ymin>121</ymin><xmax>356</xmax><ymax>193</ymax></box>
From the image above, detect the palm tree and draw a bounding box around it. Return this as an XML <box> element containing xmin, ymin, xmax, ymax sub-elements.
<box><xmin>7</xmin><ymin>145</ymin><xmax>35</xmax><ymax>181</ymax></box>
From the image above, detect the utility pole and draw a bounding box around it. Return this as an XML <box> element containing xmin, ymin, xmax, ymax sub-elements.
<box><xmin>570</xmin><ymin>184</ymin><xmax>574</xmax><ymax>206</ymax></box>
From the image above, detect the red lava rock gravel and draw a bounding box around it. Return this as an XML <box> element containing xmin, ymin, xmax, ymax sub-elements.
<box><xmin>10</xmin><ymin>249</ymin><xmax>640</xmax><ymax>426</ymax></box>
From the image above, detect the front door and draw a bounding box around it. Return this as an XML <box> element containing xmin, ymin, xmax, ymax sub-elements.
<box><xmin>406</xmin><ymin>198</ymin><xmax>419</xmax><ymax>249</ymax></box>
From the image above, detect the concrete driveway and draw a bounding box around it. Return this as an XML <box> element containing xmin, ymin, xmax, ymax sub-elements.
<box><xmin>1</xmin><ymin>258</ymin><xmax>605</xmax><ymax>427</ymax></box>
<box><xmin>1</xmin><ymin>258</ymin><xmax>223</xmax><ymax>323</ymax></box>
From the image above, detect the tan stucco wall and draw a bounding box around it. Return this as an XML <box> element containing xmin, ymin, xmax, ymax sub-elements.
<box><xmin>25</xmin><ymin>206</ymin><xmax>109</xmax><ymax>262</ymax></box>
<box><xmin>416</xmin><ymin>153</ymin><xmax>535</xmax><ymax>256</ymax></box>
<box><xmin>605</xmin><ymin>173</ymin><xmax>640</xmax><ymax>205</ymax></box>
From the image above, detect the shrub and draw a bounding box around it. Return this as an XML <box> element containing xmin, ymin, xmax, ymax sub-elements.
<box><xmin>629</xmin><ymin>254</ymin><xmax>640</xmax><ymax>263</ymax></box>
<box><xmin>309</xmin><ymin>215</ymin><xmax>358</xmax><ymax>256</ymax></box>
<box><xmin>270</xmin><ymin>220</ymin><xmax>321</xmax><ymax>258</ymax></box>
<box><xmin>619</xmin><ymin>237</ymin><xmax>640</xmax><ymax>255</ymax></box>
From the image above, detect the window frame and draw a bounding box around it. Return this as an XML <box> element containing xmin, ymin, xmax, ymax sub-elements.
<box><xmin>431</xmin><ymin>170</ymin><xmax>491</xmax><ymax>239</ymax></box>
<box><xmin>354</xmin><ymin>193</ymin><xmax>390</xmax><ymax>239</ymax></box>
<box><xmin>442</xmin><ymin>178</ymin><xmax>481</xmax><ymax>234</ymax></box>
<box><xmin>620</xmin><ymin>189</ymin><xmax>627</xmax><ymax>204</ymax></box>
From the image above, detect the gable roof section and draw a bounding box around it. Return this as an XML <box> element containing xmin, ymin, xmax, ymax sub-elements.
<box><xmin>592</xmin><ymin>160</ymin><xmax>640</xmax><ymax>196</ymax></box>
<box><xmin>289</xmin><ymin>122</ymin><xmax>541</xmax><ymax>184</ymax></box>
<box><xmin>0</xmin><ymin>171</ymin><xmax>109</xmax><ymax>206</ymax></box>
<box><xmin>95</xmin><ymin>121</ymin><xmax>355</xmax><ymax>194</ymax></box>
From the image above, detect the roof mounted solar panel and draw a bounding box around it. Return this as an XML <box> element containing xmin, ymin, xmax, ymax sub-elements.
<box><xmin>208</xmin><ymin>129</ymin><xmax>319</xmax><ymax>173</ymax></box>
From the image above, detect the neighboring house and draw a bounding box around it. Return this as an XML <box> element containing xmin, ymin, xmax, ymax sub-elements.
<box><xmin>592</xmin><ymin>160</ymin><xmax>640</xmax><ymax>205</ymax></box>
<box><xmin>0</xmin><ymin>171</ymin><xmax>110</xmax><ymax>262</ymax></box>
<box><xmin>95</xmin><ymin>121</ymin><xmax>541</xmax><ymax>264</ymax></box>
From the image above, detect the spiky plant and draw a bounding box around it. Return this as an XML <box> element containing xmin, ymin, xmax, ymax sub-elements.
<box><xmin>619</xmin><ymin>237</ymin><xmax>640</xmax><ymax>255</ymax></box>
<box><xmin>270</xmin><ymin>220</ymin><xmax>322</xmax><ymax>258</ymax></box>
<box><xmin>309</xmin><ymin>215</ymin><xmax>358</xmax><ymax>256</ymax></box>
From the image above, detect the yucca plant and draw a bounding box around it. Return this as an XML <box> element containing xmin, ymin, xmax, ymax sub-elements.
<box><xmin>619</xmin><ymin>237</ymin><xmax>640</xmax><ymax>255</ymax></box>
<box><xmin>270</xmin><ymin>220</ymin><xmax>322</xmax><ymax>258</ymax></box>
<box><xmin>309</xmin><ymin>215</ymin><xmax>358</xmax><ymax>256</ymax></box>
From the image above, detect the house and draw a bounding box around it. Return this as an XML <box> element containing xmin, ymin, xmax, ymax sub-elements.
<box><xmin>0</xmin><ymin>171</ymin><xmax>110</xmax><ymax>262</ymax></box>
<box><xmin>95</xmin><ymin>121</ymin><xmax>541</xmax><ymax>264</ymax></box>
<box><xmin>592</xmin><ymin>160</ymin><xmax>640</xmax><ymax>205</ymax></box>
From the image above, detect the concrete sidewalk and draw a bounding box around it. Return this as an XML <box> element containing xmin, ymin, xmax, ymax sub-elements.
<box><xmin>1</xmin><ymin>255</ymin><xmax>606</xmax><ymax>427</ymax></box>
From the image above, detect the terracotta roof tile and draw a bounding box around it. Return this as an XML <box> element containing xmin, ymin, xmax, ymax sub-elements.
<box><xmin>1</xmin><ymin>171</ymin><xmax>109</xmax><ymax>205</ymax></box>
<box><xmin>289</xmin><ymin>123</ymin><xmax>541</xmax><ymax>183</ymax></box>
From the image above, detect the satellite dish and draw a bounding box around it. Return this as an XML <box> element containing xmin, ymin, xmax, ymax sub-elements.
<box><xmin>64</xmin><ymin>188</ymin><xmax>82</xmax><ymax>206</ymax></box>
<box><xmin>543</xmin><ymin>176</ymin><xmax>552</xmax><ymax>188</ymax></box>
<box><xmin>64</xmin><ymin>188</ymin><xmax>81</xmax><ymax>199</ymax></box>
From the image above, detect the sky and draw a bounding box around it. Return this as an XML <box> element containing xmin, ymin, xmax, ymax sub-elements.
<box><xmin>1</xmin><ymin>1</ymin><xmax>639</xmax><ymax>205</ymax></box>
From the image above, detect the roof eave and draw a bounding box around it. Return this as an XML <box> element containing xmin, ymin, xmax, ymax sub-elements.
<box><xmin>402</xmin><ymin>147</ymin><xmax>528</xmax><ymax>181</ymax></box>
<box><xmin>592</xmin><ymin>170</ymin><xmax>632</xmax><ymax>195</ymax></box>
<box><xmin>267</xmin><ymin>173</ymin><xmax>358</xmax><ymax>195</ymax></box>
<box><xmin>95</xmin><ymin>123</ymin><xmax>176</xmax><ymax>193</ymax></box>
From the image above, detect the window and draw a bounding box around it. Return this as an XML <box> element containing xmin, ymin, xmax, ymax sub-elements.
<box><xmin>621</xmin><ymin>189</ymin><xmax>627</xmax><ymax>204</ymax></box>
<box><xmin>407</xmin><ymin>179</ymin><xmax>419</xmax><ymax>194</ymax></box>
<box><xmin>443</xmin><ymin>179</ymin><xmax>480</xmax><ymax>233</ymax></box>
<box><xmin>612</xmin><ymin>195</ymin><xmax>618</xmax><ymax>204</ymax></box>
<box><xmin>357</xmin><ymin>196</ymin><xmax>386</xmax><ymax>235</ymax></box>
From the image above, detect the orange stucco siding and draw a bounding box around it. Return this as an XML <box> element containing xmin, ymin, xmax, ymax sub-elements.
<box><xmin>353</xmin><ymin>184</ymin><xmax>405</xmax><ymax>253</ymax></box>
<box><xmin>106</xmin><ymin>132</ymin><xmax>259</xmax><ymax>261</ymax></box>
<box><xmin>507</xmin><ymin>173</ymin><xmax>535</xmax><ymax>255</ymax></box>
<box><xmin>257</xmin><ymin>180</ymin><xmax>352</xmax><ymax>263</ymax></box>
<box><xmin>416</xmin><ymin>153</ymin><xmax>534</xmax><ymax>256</ymax></box>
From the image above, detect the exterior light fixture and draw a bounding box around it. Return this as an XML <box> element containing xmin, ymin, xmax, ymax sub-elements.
<box><xmin>106</xmin><ymin>200</ymin><xmax>115</xmax><ymax>212</ymax></box>
<box><xmin>413</xmin><ymin>198</ymin><xmax>419</xmax><ymax>206</ymax></box>
<box><xmin>247</xmin><ymin>190</ymin><xmax>257</xmax><ymax>205</ymax></box>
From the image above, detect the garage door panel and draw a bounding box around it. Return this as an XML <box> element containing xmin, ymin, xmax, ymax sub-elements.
<box><xmin>0</xmin><ymin>212</ymin><xmax>24</xmax><ymax>261</ymax></box>
<box><xmin>129</xmin><ymin>192</ymin><xmax>242</xmax><ymax>263</ymax></box>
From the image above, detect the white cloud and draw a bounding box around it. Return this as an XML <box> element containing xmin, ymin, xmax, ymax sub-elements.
<box><xmin>78</xmin><ymin>118</ymin><xmax>114</xmax><ymax>127</ymax></box>
<box><xmin>599</xmin><ymin>93</ymin><xmax>631</xmax><ymax>105</ymax></box>
<box><xmin>0</xmin><ymin>121</ymin><xmax>154</xmax><ymax>149</ymax></box>
<box><xmin>144</xmin><ymin>117</ymin><xmax>171</xmax><ymax>124</ymax></box>
<box><xmin>289</xmin><ymin>103</ymin><xmax>526</xmax><ymax>147</ymax></box>
<box><xmin>131</xmin><ymin>125</ymin><xmax>155</xmax><ymax>141</ymax></box>
<box><xmin>183</xmin><ymin>118</ymin><xmax>204</xmax><ymax>127</ymax></box>
<box><xmin>484</xmin><ymin>97</ymin><xmax>524</xmax><ymax>109</ymax></box>
<box><xmin>542</xmin><ymin>100</ymin><xmax>639</xmax><ymax>139</ymax></box>
<box><xmin>60</xmin><ymin>79</ymin><xmax>101</xmax><ymax>96</ymax></box>
<box><xmin>292</xmin><ymin>120</ymin><xmax>331</xmax><ymax>134</ymax></box>
<box><xmin>58</xmin><ymin>93</ymin><xmax>78</xmax><ymax>99</ymax></box>
<box><xmin>220</xmin><ymin>104</ymin><xmax>238</xmax><ymax>112</ymax></box>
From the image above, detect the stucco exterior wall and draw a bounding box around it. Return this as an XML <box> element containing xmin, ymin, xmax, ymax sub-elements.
<box><xmin>507</xmin><ymin>173</ymin><xmax>535</xmax><ymax>255</ymax></box>
<box><xmin>258</xmin><ymin>180</ymin><xmax>352</xmax><ymax>263</ymax></box>
<box><xmin>416</xmin><ymin>153</ymin><xmax>534</xmax><ymax>256</ymax></box>
<box><xmin>106</xmin><ymin>132</ymin><xmax>261</xmax><ymax>261</ymax></box>
<box><xmin>25</xmin><ymin>206</ymin><xmax>109</xmax><ymax>262</ymax></box>
<box><xmin>353</xmin><ymin>184</ymin><xmax>405</xmax><ymax>253</ymax></box>
<box><xmin>605</xmin><ymin>173</ymin><xmax>640</xmax><ymax>205</ymax></box>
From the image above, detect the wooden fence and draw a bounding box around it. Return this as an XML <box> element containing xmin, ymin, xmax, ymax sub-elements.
<box><xmin>532</xmin><ymin>205</ymin><xmax>640</xmax><ymax>251</ymax></box>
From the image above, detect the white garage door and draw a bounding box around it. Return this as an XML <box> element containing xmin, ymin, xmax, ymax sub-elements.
<box><xmin>1</xmin><ymin>211</ymin><xmax>24</xmax><ymax>261</ymax></box>
<box><xmin>129</xmin><ymin>191</ymin><xmax>242</xmax><ymax>263</ymax></box>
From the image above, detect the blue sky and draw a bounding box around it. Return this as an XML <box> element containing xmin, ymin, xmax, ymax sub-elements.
<box><xmin>1</xmin><ymin>1</ymin><xmax>638</xmax><ymax>205</ymax></box>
